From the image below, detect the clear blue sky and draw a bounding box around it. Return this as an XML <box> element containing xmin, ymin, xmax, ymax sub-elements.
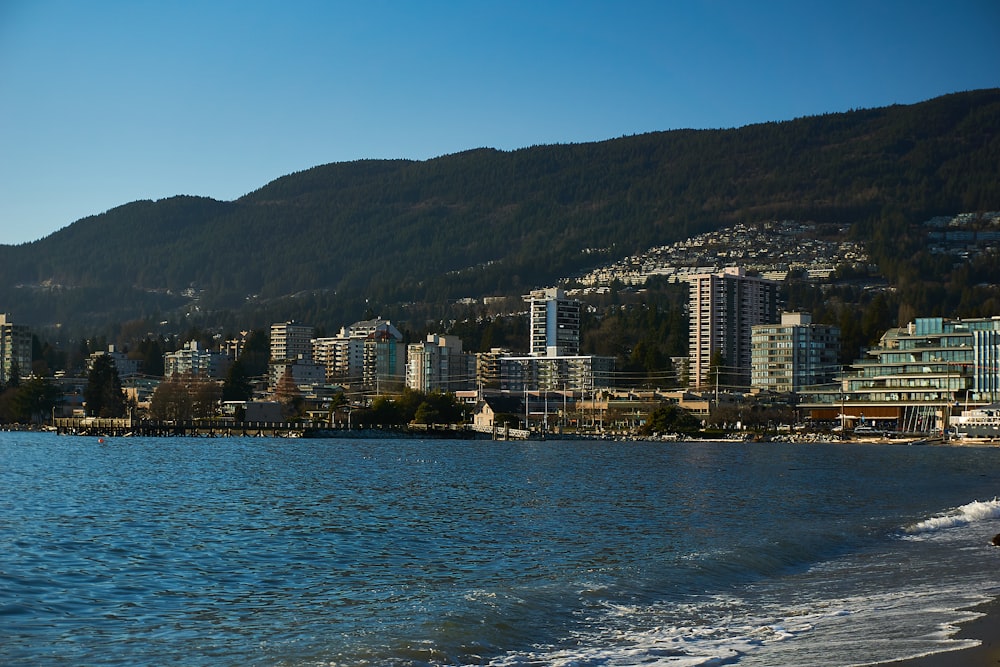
<box><xmin>2</xmin><ymin>1</ymin><xmax>998</xmax><ymax>246</ymax></box>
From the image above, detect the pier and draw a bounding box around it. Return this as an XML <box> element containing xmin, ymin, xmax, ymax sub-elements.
<box><xmin>50</xmin><ymin>418</ymin><xmax>529</xmax><ymax>439</ymax></box>
<box><xmin>53</xmin><ymin>417</ymin><xmax>307</xmax><ymax>438</ymax></box>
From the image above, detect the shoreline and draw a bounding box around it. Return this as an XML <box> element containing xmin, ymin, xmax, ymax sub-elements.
<box><xmin>878</xmin><ymin>597</ymin><xmax>1000</xmax><ymax>666</ymax></box>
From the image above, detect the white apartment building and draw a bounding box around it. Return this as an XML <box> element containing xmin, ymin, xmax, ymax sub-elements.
<box><xmin>0</xmin><ymin>313</ymin><xmax>31</xmax><ymax>384</ymax></box>
<box><xmin>313</xmin><ymin>319</ymin><xmax>403</xmax><ymax>388</ymax></box>
<box><xmin>270</xmin><ymin>321</ymin><xmax>314</xmax><ymax>363</ymax></box>
<box><xmin>525</xmin><ymin>287</ymin><xmax>580</xmax><ymax>357</ymax></box>
<box><xmin>406</xmin><ymin>334</ymin><xmax>476</xmax><ymax>393</ymax></box>
<box><xmin>163</xmin><ymin>341</ymin><xmax>232</xmax><ymax>379</ymax></box>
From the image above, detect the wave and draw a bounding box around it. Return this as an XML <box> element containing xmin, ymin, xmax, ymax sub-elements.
<box><xmin>904</xmin><ymin>498</ymin><xmax>1000</xmax><ymax>535</ymax></box>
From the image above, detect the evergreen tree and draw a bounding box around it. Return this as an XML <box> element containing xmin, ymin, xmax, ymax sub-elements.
<box><xmin>222</xmin><ymin>359</ymin><xmax>253</xmax><ymax>402</ymax></box>
<box><xmin>640</xmin><ymin>403</ymin><xmax>701</xmax><ymax>436</ymax></box>
<box><xmin>9</xmin><ymin>378</ymin><xmax>61</xmax><ymax>424</ymax></box>
<box><xmin>84</xmin><ymin>355</ymin><xmax>126</xmax><ymax>417</ymax></box>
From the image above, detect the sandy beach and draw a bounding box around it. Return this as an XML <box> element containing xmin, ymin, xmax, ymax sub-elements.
<box><xmin>882</xmin><ymin>597</ymin><xmax>1000</xmax><ymax>666</ymax></box>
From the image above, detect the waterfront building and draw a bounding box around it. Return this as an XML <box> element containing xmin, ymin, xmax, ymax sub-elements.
<box><xmin>406</xmin><ymin>334</ymin><xmax>476</xmax><ymax>393</ymax></box>
<box><xmin>800</xmin><ymin>316</ymin><xmax>1000</xmax><ymax>432</ymax></box>
<box><xmin>751</xmin><ymin>312</ymin><xmax>840</xmax><ymax>393</ymax></box>
<box><xmin>685</xmin><ymin>267</ymin><xmax>779</xmax><ymax>390</ymax></box>
<box><xmin>0</xmin><ymin>313</ymin><xmax>31</xmax><ymax>384</ymax></box>
<box><xmin>526</xmin><ymin>287</ymin><xmax>580</xmax><ymax>357</ymax></box>
<box><xmin>270</xmin><ymin>321</ymin><xmax>314</xmax><ymax>363</ymax></box>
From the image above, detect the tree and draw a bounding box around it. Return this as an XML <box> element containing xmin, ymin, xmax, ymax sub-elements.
<box><xmin>150</xmin><ymin>373</ymin><xmax>193</xmax><ymax>421</ymax></box>
<box><xmin>192</xmin><ymin>379</ymin><xmax>222</xmax><ymax>419</ymax></box>
<box><xmin>640</xmin><ymin>403</ymin><xmax>701</xmax><ymax>436</ymax></box>
<box><xmin>84</xmin><ymin>355</ymin><xmax>126</xmax><ymax>417</ymax></box>
<box><xmin>222</xmin><ymin>358</ymin><xmax>253</xmax><ymax>402</ymax></box>
<box><xmin>412</xmin><ymin>390</ymin><xmax>465</xmax><ymax>424</ymax></box>
<box><xmin>273</xmin><ymin>367</ymin><xmax>304</xmax><ymax>419</ymax></box>
<box><xmin>6</xmin><ymin>378</ymin><xmax>61</xmax><ymax>424</ymax></box>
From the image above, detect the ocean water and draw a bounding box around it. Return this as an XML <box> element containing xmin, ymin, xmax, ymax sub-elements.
<box><xmin>2</xmin><ymin>432</ymin><xmax>999</xmax><ymax>667</ymax></box>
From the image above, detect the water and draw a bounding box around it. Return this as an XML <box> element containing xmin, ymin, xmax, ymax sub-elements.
<box><xmin>2</xmin><ymin>432</ymin><xmax>999</xmax><ymax>666</ymax></box>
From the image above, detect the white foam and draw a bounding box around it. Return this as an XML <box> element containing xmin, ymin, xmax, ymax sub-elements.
<box><xmin>904</xmin><ymin>497</ymin><xmax>1000</xmax><ymax>534</ymax></box>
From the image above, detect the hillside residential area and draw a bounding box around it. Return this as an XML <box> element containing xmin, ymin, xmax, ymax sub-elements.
<box><xmin>3</xmin><ymin>212</ymin><xmax>1000</xmax><ymax>442</ymax></box>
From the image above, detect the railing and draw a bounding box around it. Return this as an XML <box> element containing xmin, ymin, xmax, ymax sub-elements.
<box><xmin>467</xmin><ymin>423</ymin><xmax>532</xmax><ymax>440</ymax></box>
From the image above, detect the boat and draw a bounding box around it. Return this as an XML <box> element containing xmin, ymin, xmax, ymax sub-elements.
<box><xmin>952</xmin><ymin>403</ymin><xmax>1000</xmax><ymax>438</ymax></box>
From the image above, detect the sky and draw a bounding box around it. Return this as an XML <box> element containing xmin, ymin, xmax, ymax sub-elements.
<box><xmin>1</xmin><ymin>1</ymin><xmax>998</xmax><ymax>246</ymax></box>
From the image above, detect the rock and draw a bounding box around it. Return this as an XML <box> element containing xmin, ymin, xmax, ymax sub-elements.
<box><xmin>992</xmin><ymin>533</ymin><xmax>1000</xmax><ymax>547</ymax></box>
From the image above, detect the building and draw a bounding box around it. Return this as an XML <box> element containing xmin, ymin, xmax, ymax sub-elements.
<box><xmin>476</xmin><ymin>348</ymin><xmax>512</xmax><ymax>390</ymax></box>
<box><xmin>477</xmin><ymin>289</ymin><xmax>612</xmax><ymax>395</ymax></box>
<box><xmin>406</xmin><ymin>334</ymin><xmax>476</xmax><ymax>393</ymax></box>
<box><xmin>313</xmin><ymin>319</ymin><xmax>402</xmax><ymax>386</ymax></box>
<box><xmin>800</xmin><ymin>316</ymin><xmax>1000</xmax><ymax>433</ymax></box>
<box><xmin>270</xmin><ymin>321</ymin><xmax>314</xmax><ymax>363</ymax></box>
<box><xmin>163</xmin><ymin>341</ymin><xmax>233</xmax><ymax>379</ymax></box>
<box><xmin>751</xmin><ymin>312</ymin><xmax>840</xmax><ymax>393</ymax></box>
<box><xmin>0</xmin><ymin>313</ymin><xmax>32</xmax><ymax>384</ymax></box>
<box><xmin>88</xmin><ymin>345</ymin><xmax>140</xmax><ymax>379</ymax></box>
<box><xmin>685</xmin><ymin>267</ymin><xmax>779</xmax><ymax>390</ymax></box>
<box><xmin>472</xmin><ymin>395</ymin><xmax>524</xmax><ymax>429</ymax></box>
<box><xmin>269</xmin><ymin>360</ymin><xmax>326</xmax><ymax>391</ymax></box>
<box><xmin>313</xmin><ymin>335</ymin><xmax>365</xmax><ymax>384</ymax></box>
<box><xmin>498</xmin><ymin>354</ymin><xmax>615</xmax><ymax>393</ymax></box>
<box><xmin>363</xmin><ymin>328</ymin><xmax>405</xmax><ymax>392</ymax></box>
<box><xmin>525</xmin><ymin>287</ymin><xmax>580</xmax><ymax>357</ymax></box>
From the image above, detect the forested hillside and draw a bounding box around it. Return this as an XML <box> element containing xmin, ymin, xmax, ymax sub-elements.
<box><xmin>2</xmin><ymin>88</ymin><xmax>999</xmax><ymax>337</ymax></box>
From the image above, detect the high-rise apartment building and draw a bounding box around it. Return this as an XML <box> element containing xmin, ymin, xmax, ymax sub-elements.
<box><xmin>0</xmin><ymin>313</ymin><xmax>32</xmax><ymax>384</ymax></box>
<box><xmin>313</xmin><ymin>319</ymin><xmax>402</xmax><ymax>386</ymax></box>
<box><xmin>363</xmin><ymin>328</ymin><xmax>405</xmax><ymax>392</ymax></box>
<box><xmin>751</xmin><ymin>312</ymin><xmax>840</xmax><ymax>393</ymax></box>
<box><xmin>270</xmin><ymin>321</ymin><xmax>314</xmax><ymax>363</ymax></box>
<box><xmin>164</xmin><ymin>341</ymin><xmax>233</xmax><ymax>379</ymax></box>
<box><xmin>686</xmin><ymin>267</ymin><xmax>779</xmax><ymax>390</ymax></box>
<box><xmin>525</xmin><ymin>287</ymin><xmax>580</xmax><ymax>357</ymax></box>
<box><xmin>405</xmin><ymin>334</ymin><xmax>476</xmax><ymax>393</ymax></box>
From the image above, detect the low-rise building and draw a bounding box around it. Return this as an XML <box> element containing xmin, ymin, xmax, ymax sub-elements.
<box><xmin>498</xmin><ymin>354</ymin><xmax>615</xmax><ymax>393</ymax></box>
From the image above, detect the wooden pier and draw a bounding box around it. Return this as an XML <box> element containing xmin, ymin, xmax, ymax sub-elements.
<box><xmin>52</xmin><ymin>418</ymin><xmax>541</xmax><ymax>440</ymax></box>
<box><xmin>53</xmin><ymin>417</ymin><xmax>307</xmax><ymax>438</ymax></box>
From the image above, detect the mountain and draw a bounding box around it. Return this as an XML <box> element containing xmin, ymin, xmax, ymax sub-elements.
<box><xmin>2</xmin><ymin>88</ymin><xmax>999</xmax><ymax>335</ymax></box>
